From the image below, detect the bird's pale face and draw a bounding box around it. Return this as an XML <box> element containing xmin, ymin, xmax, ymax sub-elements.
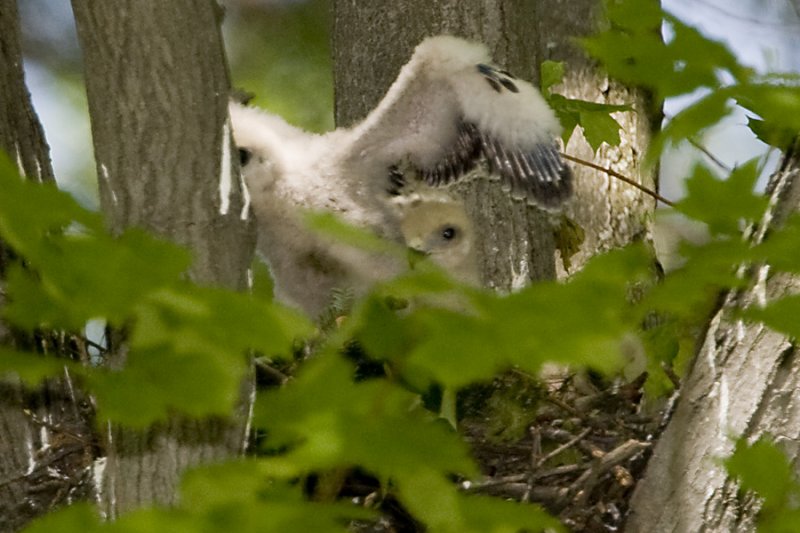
<box><xmin>400</xmin><ymin>201</ymin><xmax>479</xmax><ymax>284</ymax></box>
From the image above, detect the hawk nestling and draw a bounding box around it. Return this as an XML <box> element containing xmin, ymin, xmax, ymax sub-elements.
<box><xmin>230</xmin><ymin>35</ymin><xmax>572</xmax><ymax>317</ymax></box>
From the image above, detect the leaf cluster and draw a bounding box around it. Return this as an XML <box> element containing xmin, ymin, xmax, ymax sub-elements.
<box><xmin>0</xmin><ymin>153</ymin><xmax>312</xmax><ymax>427</ymax></box>
<box><xmin>726</xmin><ymin>437</ymin><xmax>800</xmax><ymax>532</ymax></box>
<box><xmin>581</xmin><ymin>0</ymin><xmax>800</xmax><ymax>160</ymax></box>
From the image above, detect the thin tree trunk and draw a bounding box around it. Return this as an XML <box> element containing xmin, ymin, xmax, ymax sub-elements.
<box><xmin>332</xmin><ymin>0</ymin><xmax>658</xmax><ymax>288</ymax></box>
<box><xmin>70</xmin><ymin>0</ymin><xmax>255</xmax><ymax>516</ymax></box>
<box><xmin>0</xmin><ymin>0</ymin><xmax>54</xmax><ymax>186</ymax></box>
<box><xmin>626</xmin><ymin>140</ymin><xmax>800</xmax><ymax>532</ymax></box>
<box><xmin>0</xmin><ymin>2</ymin><xmax>93</xmax><ymax>530</ymax></box>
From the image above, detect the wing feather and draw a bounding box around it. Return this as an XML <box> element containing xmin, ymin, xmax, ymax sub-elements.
<box><xmin>344</xmin><ymin>35</ymin><xmax>572</xmax><ymax>209</ymax></box>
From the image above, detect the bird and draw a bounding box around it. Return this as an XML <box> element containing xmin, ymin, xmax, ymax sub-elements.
<box><xmin>396</xmin><ymin>191</ymin><xmax>479</xmax><ymax>286</ymax></box>
<box><xmin>230</xmin><ymin>35</ymin><xmax>572</xmax><ymax>318</ymax></box>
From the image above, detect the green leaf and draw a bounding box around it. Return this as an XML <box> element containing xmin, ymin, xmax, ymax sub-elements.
<box><xmin>89</xmin><ymin>286</ymin><xmax>312</xmax><ymax>426</ymax></box>
<box><xmin>580</xmin><ymin>109</ymin><xmax>622</xmax><ymax>150</ymax></box>
<box><xmin>0</xmin><ymin>153</ymin><xmax>101</xmax><ymax>259</ymax></box>
<box><xmin>582</xmin><ymin>1</ymin><xmax>751</xmax><ymax>99</ymax></box>
<box><xmin>547</xmin><ymin>93</ymin><xmax>630</xmax><ymax>149</ymax></box>
<box><xmin>396</xmin><ymin>469</ymin><xmax>562</xmax><ymax>533</ymax></box>
<box><xmin>677</xmin><ymin>160</ymin><xmax>768</xmax><ymax>236</ymax></box>
<box><xmin>745</xmin><ymin>295</ymin><xmax>800</xmax><ymax>340</ymax></box>
<box><xmin>255</xmin><ymin>354</ymin><xmax>477</xmax><ymax>479</ymax></box>
<box><xmin>370</xmin><ymin>246</ymin><xmax>653</xmax><ymax>389</ymax></box>
<box><xmin>754</xmin><ymin>214</ymin><xmax>800</xmax><ymax>274</ymax></box>
<box><xmin>725</xmin><ymin>436</ymin><xmax>797</xmax><ymax>513</ymax></box>
<box><xmin>651</xmin><ymin>90</ymin><xmax>732</xmax><ymax>162</ymax></box>
<box><xmin>24</xmin><ymin>503</ymin><xmax>103</xmax><ymax>533</ymax></box>
<box><xmin>747</xmin><ymin>117</ymin><xmax>797</xmax><ymax>150</ymax></box>
<box><xmin>181</xmin><ymin>461</ymin><xmax>372</xmax><ymax>530</ymax></box>
<box><xmin>304</xmin><ymin>211</ymin><xmax>403</xmax><ymax>256</ymax></box>
<box><xmin>0</xmin><ymin>349</ymin><xmax>77</xmax><ymax>385</ymax></box>
<box><xmin>540</xmin><ymin>60</ymin><xmax>564</xmax><ymax>94</ymax></box>
<box><xmin>735</xmin><ymin>83</ymin><xmax>800</xmax><ymax>137</ymax></box>
<box><xmin>458</xmin><ymin>494</ymin><xmax>563</xmax><ymax>533</ymax></box>
<box><xmin>3</xmin><ymin>229</ymin><xmax>191</xmax><ymax>331</ymax></box>
<box><xmin>642</xmin><ymin>239</ymin><xmax>751</xmax><ymax>320</ymax></box>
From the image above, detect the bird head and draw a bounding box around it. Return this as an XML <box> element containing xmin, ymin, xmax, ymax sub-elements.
<box><xmin>228</xmin><ymin>102</ymin><xmax>295</xmax><ymax>193</ymax></box>
<box><xmin>399</xmin><ymin>198</ymin><xmax>479</xmax><ymax>284</ymax></box>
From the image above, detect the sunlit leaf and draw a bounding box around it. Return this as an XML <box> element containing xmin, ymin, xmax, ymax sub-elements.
<box><xmin>255</xmin><ymin>355</ymin><xmax>477</xmax><ymax>478</ymax></box>
<box><xmin>725</xmin><ymin>437</ymin><xmax>798</xmax><ymax>513</ymax></box>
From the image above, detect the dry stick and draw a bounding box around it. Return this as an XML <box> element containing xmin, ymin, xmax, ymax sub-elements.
<box><xmin>535</xmin><ymin>427</ymin><xmax>592</xmax><ymax>468</ymax></box>
<box><xmin>688</xmin><ymin>137</ymin><xmax>732</xmax><ymax>172</ymax></box>
<box><xmin>560</xmin><ymin>152</ymin><xmax>676</xmax><ymax>208</ymax></box>
<box><xmin>567</xmin><ymin>439</ymin><xmax>651</xmax><ymax>505</ymax></box>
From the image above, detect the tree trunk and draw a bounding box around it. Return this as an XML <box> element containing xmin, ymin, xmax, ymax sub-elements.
<box><xmin>70</xmin><ymin>0</ymin><xmax>255</xmax><ymax>516</ymax></box>
<box><xmin>626</xmin><ymin>140</ymin><xmax>800</xmax><ymax>532</ymax></box>
<box><xmin>331</xmin><ymin>0</ymin><xmax>658</xmax><ymax>288</ymax></box>
<box><xmin>0</xmin><ymin>0</ymin><xmax>55</xmax><ymax>186</ymax></box>
<box><xmin>0</xmin><ymin>2</ymin><xmax>94</xmax><ymax>530</ymax></box>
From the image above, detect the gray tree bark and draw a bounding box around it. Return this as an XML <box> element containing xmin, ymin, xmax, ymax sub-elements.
<box><xmin>0</xmin><ymin>0</ymin><xmax>54</xmax><ymax>186</ymax></box>
<box><xmin>70</xmin><ymin>0</ymin><xmax>256</xmax><ymax>517</ymax></box>
<box><xmin>0</xmin><ymin>2</ymin><xmax>94</xmax><ymax>530</ymax></box>
<box><xmin>331</xmin><ymin>0</ymin><xmax>658</xmax><ymax>288</ymax></box>
<box><xmin>626</xmin><ymin>141</ymin><xmax>800</xmax><ymax>532</ymax></box>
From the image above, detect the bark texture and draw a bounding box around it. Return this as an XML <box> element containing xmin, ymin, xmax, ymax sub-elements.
<box><xmin>0</xmin><ymin>2</ymin><xmax>94</xmax><ymax>530</ymax></box>
<box><xmin>71</xmin><ymin>0</ymin><xmax>254</xmax><ymax>289</ymax></box>
<box><xmin>626</xmin><ymin>141</ymin><xmax>800</xmax><ymax>532</ymax></box>
<box><xmin>332</xmin><ymin>0</ymin><xmax>658</xmax><ymax>288</ymax></box>
<box><xmin>70</xmin><ymin>0</ymin><xmax>255</xmax><ymax>516</ymax></box>
<box><xmin>0</xmin><ymin>0</ymin><xmax>54</xmax><ymax>184</ymax></box>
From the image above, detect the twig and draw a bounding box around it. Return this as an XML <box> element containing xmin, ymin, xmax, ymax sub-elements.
<box><xmin>0</xmin><ymin>443</ymin><xmax>85</xmax><ymax>489</ymax></box>
<box><xmin>688</xmin><ymin>137</ymin><xmax>731</xmax><ymax>173</ymax></box>
<box><xmin>661</xmin><ymin>361</ymin><xmax>681</xmax><ymax>390</ymax></box>
<box><xmin>23</xmin><ymin>409</ymin><xmax>91</xmax><ymax>445</ymax></box>
<box><xmin>560</xmin><ymin>152</ymin><xmax>676</xmax><ymax>207</ymax></box>
<box><xmin>567</xmin><ymin>439</ymin><xmax>651</xmax><ymax>504</ymax></box>
<box><xmin>255</xmin><ymin>358</ymin><xmax>291</xmax><ymax>385</ymax></box>
<box><xmin>544</xmin><ymin>394</ymin><xmax>583</xmax><ymax>418</ymax></box>
<box><xmin>535</xmin><ymin>427</ymin><xmax>592</xmax><ymax>468</ymax></box>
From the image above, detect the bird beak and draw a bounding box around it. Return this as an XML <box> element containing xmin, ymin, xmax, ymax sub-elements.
<box><xmin>407</xmin><ymin>247</ymin><xmax>429</xmax><ymax>269</ymax></box>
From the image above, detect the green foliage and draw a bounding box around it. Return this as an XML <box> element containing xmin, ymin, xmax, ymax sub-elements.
<box><xmin>725</xmin><ymin>437</ymin><xmax>800</xmax><ymax>532</ymax></box>
<box><xmin>583</xmin><ymin>0</ymin><xmax>799</xmax><ymax>161</ymax></box>
<box><xmin>26</xmin><ymin>466</ymin><xmax>373</xmax><ymax>533</ymax></box>
<box><xmin>0</xmin><ymin>153</ymin><xmax>312</xmax><ymax>427</ymax></box>
<box><xmin>677</xmin><ymin>160</ymin><xmax>768</xmax><ymax>236</ymax></box>
<box><xmin>7</xmin><ymin>0</ymin><xmax>800</xmax><ymax>531</ymax></box>
<box><xmin>541</xmin><ymin>60</ymin><xmax>631</xmax><ymax>151</ymax></box>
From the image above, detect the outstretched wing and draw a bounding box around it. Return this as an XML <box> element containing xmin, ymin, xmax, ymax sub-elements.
<box><xmin>345</xmin><ymin>36</ymin><xmax>572</xmax><ymax>209</ymax></box>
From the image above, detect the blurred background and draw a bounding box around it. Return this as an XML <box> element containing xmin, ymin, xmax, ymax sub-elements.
<box><xmin>16</xmin><ymin>0</ymin><xmax>800</xmax><ymax>209</ymax></box>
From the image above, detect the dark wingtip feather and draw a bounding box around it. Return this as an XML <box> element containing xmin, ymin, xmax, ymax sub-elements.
<box><xmin>488</xmin><ymin>140</ymin><xmax>573</xmax><ymax>210</ymax></box>
<box><xmin>402</xmin><ymin>120</ymin><xmax>573</xmax><ymax>211</ymax></box>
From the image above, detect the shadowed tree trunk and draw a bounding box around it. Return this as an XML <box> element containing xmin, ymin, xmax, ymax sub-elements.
<box><xmin>0</xmin><ymin>1</ymin><xmax>94</xmax><ymax>530</ymax></box>
<box><xmin>331</xmin><ymin>0</ymin><xmax>659</xmax><ymax>288</ymax></box>
<box><xmin>332</xmin><ymin>1</ymin><xmax>660</xmax><ymax>529</ymax></box>
<box><xmin>70</xmin><ymin>0</ymin><xmax>256</xmax><ymax>517</ymax></box>
<box><xmin>0</xmin><ymin>0</ymin><xmax>54</xmax><ymax>186</ymax></box>
<box><xmin>626</xmin><ymin>140</ymin><xmax>800</xmax><ymax>532</ymax></box>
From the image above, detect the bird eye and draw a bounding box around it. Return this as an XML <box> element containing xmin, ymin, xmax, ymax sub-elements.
<box><xmin>238</xmin><ymin>148</ymin><xmax>252</xmax><ymax>167</ymax></box>
<box><xmin>441</xmin><ymin>226</ymin><xmax>457</xmax><ymax>240</ymax></box>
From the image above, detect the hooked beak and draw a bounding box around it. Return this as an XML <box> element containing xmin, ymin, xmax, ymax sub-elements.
<box><xmin>406</xmin><ymin>246</ymin><xmax>429</xmax><ymax>269</ymax></box>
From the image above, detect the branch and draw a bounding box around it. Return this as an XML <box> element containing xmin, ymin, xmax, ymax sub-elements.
<box><xmin>560</xmin><ymin>152</ymin><xmax>676</xmax><ymax>207</ymax></box>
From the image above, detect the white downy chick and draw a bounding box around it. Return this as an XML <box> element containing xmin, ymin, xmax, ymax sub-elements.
<box><xmin>399</xmin><ymin>196</ymin><xmax>479</xmax><ymax>285</ymax></box>
<box><xmin>230</xmin><ymin>35</ymin><xmax>572</xmax><ymax>318</ymax></box>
